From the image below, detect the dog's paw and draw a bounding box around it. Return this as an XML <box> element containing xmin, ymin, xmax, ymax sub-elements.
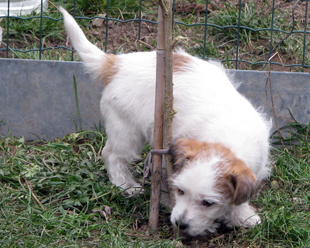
<box><xmin>242</xmin><ymin>213</ymin><xmax>261</xmax><ymax>227</ymax></box>
<box><xmin>228</xmin><ymin>202</ymin><xmax>261</xmax><ymax>228</ymax></box>
<box><xmin>123</xmin><ymin>183</ymin><xmax>144</xmax><ymax>196</ymax></box>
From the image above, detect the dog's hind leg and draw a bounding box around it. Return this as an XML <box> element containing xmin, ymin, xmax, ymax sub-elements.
<box><xmin>101</xmin><ymin>116</ymin><xmax>146</xmax><ymax>194</ymax></box>
<box><xmin>101</xmin><ymin>146</ymin><xmax>142</xmax><ymax>194</ymax></box>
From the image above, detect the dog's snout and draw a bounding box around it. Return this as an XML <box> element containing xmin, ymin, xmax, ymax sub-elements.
<box><xmin>175</xmin><ymin>220</ymin><xmax>188</xmax><ymax>230</ymax></box>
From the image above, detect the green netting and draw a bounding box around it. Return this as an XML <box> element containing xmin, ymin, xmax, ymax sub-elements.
<box><xmin>0</xmin><ymin>0</ymin><xmax>309</xmax><ymax>70</ymax></box>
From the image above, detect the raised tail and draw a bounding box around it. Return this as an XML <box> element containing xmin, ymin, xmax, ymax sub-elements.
<box><xmin>59</xmin><ymin>6</ymin><xmax>106</xmax><ymax>77</ymax></box>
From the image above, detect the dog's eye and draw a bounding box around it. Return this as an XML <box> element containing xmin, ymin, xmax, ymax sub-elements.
<box><xmin>202</xmin><ymin>200</ymin><xmax>214</xmax><ymax>207</ymax></box>
<box><xmin>178</xmin><ymin>189</ymin><xmax>185</xmax><ymax>195</ymax></box>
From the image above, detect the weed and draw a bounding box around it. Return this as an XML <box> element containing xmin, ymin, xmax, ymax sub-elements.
<box><xmin>77</xmin><ymin>0</ymin><xmax>141</xmax><ymax>19</ymax></box>
<box><xmin>208</xmin><ymin>1</ymin><xmax>271</xmax><ymax>44</ymax></box>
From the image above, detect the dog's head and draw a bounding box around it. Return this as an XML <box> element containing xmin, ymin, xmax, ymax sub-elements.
<box><xmin>169</xmin><ymin>138</ymin><xmax>257</xmax><ymax>236</ymax></box>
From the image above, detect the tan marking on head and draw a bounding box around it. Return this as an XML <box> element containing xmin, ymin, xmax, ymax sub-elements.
<box><xmin>215</xmin><ymin>149</ymin><xmax>257</xmax><ymax>205</ymax></box>
<box><xmin>169</xmin><ymin>139</ymin><xmax>214</xmax><ymax>174</ymax></box>
<box><xmin>99</xmin><ymin>53</ymin><xmax>118</xmax><ymax>86</ymax></box>
<box><xmin>170</xmin><ymin>139</ymin><xmax>202</xmax><ymax>172</ymax></box>
<box><xmin>173</xmin><ymin>53</ymin><xmax>192</xmax><ymax>73</ymax></box>
<box><xmin>170</xmin><ymin>139</ymin><xmax>257</xmax><ymax>205</ymax></box>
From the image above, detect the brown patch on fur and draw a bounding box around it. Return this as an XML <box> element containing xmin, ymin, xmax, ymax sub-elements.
<box><xmin>228</xmin><ymin>159</ymin><xmax>257</xmax><ymax>205</ymax></box>
<box><xmin>170</xmin><ymin>139</ymin><xmax>257</xmax><ymax>205</ymax></box>
<box><xmin>215</xmin><ymin>150</ymin><xmax>257</xmax><ymax>206</ymax></box>
<box><xmin>169</xmin><ymin>139</ymin><xmax>207</xmax><ymax>173</ymax></box>
<box><xmin>173</xmin><ymin>53</ymin><xmax>191</xmax><ymax>73</ymax></box>
<box><xmin>99</xmin><ymin>53</ymin><xmax>118</xmax><ymax>86</ymax></box>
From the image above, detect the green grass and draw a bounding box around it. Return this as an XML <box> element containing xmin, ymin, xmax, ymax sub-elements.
<box><xmin>208</xmin><ymin>1</ymin><xmax>270</xmax><ymax>44</ymax></box>
<box><xmin>245</xmin><ymin>146</ymin><xmax>310</xmax><ymax>247</ymax></box>
<box><xmin>1</xmin><ymin>123</ymin><xmax>310</xmax><ymax>247</ymax></box>
<box><xmin>77</xmin><ymin>0</ymin><xmax>141</xmax><ymax>18</ymax></box>
<box><xmin>0</xmin><ymin>133</ymin><xmax>178</xmax><ymax>247</ymax></box>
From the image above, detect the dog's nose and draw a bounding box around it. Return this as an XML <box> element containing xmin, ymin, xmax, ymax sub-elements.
<box><xmin>175</xmin><ymin>220</ymin><xmax>188</xmax><ymax>230</ymax></box>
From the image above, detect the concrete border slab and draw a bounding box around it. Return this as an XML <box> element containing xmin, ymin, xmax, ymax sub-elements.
<box><xmin>0</xmin><ymin>58</ymin><xmax>309</xmax><ymax>140</ymax></box>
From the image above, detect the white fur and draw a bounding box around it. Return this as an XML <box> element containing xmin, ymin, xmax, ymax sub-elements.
<box><xmin>60</xmin><ymin>7</ymin><xmax>271</xmax><ymax>236</ymax></box>
<box><xmin>170</xmin><ymin>151</ymin><xmax>262</xmax><ymax>236</ymax></box>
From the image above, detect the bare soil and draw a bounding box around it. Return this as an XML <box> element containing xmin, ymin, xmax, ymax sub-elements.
<box><xmin>82</xmin><ymin>0</ymin><xmax>310</xmax><ymax>72</ymax></box>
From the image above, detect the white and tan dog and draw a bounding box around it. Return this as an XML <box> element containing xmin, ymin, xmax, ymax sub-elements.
<box><xmin>60</xmin><ymin>7</ymin><xmax>271</xmax><ymax>236</ymax></box>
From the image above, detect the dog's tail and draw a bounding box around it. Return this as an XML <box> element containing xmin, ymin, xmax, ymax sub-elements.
<box><xmin>59</xmin><ymin>6</ymin><xmax>106</xmax><ymax>78</ymax></box>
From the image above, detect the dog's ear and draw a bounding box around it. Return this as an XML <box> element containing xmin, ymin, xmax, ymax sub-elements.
<box><xmin>227</xmin><ymin>159</ymin><xmax>257</xmax><ymax>205</ymax></box>
<box><xmin>169</xmin><ymin>139</ymin><xmax>206</xmax><ymax>173</ymax></box>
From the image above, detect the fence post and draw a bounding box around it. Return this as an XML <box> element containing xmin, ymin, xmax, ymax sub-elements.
<box><xmin>149</xmin><ymin>0</ymin><xmax>174</xmax><ymax>234</ymax></box>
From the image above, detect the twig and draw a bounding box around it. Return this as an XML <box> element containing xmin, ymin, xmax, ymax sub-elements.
<box><xmin>34</xmin><ymin>36</ymin><xmax>65</xmax><ymax>60</ymax></box>
<box><xmin>84</xmin><ymin>143</ymin><xmax>99</xmax><ymax>162</ymax></box>
<box><xmin>262</xmin><ymin>0</ymin><xmax>301</xmax><ymax>70</ymax></box>
<box><xmin>157</xmin><ymin>0</ymin><xmax>167</xmax><ymax>15</ymax></box>
<box><xmin>0</xmin><ymin>18</ymin><xmax>3</xmax><ymax>47</ymax></box>
<box><xmin>138</xmin><ymin>40</ymin><xmax>156</xmax><ymax>50</ymax></box>
<box><xmin>171</xmin><ymin>36</ymin><xmax>187</xmax><ymax>50</ymax></box>
<box><xmin>143</xmin><ymin>21</ymin><xmax>153</xmax><ymax>33</ymax></box>
<box><xmin>48</xmin><ymin>0</ymin><xmax>58</xmax><ymax>10</ymax></box>
<box><xmin>25</xmin><ymin>179</ymin><xmax>46</xmax><ymax>210</ymax></box>
<box><xmin>118</xmin><ymin>8</ymin><xmax>124</xmax><ymax>20</ymax></box>
<box><xmin>265</xmin><ymin>72</ymin><xmax>285</xmax><ymax>148</ymax></box>
<box><xmin>42</xmin><ymin>158</ymin><xmax>54</xmax><ymax>172</ymax></box>
<box><xmin>209</xmin><ymin>234</ymin><xmax>226</xmax><ymax>243</ymax></box>
<box><xmin>93</xmin><ymin>209</ymin><xmax>109</xmax><ymax>222</ymax></box>
<box><xmin>277</xmin><ymin>93</ymin><xmax>298</xmax><ymax>123</ymax></box>
<box><xmin>124</xmin><ymin>232</ymin><xmax>144</xmax><ymax>238</ymax></box>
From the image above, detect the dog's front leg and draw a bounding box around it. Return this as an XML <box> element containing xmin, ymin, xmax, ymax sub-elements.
<box><xmin>227</xmin><ymin>202</ymin><xmax>261</xmax><ymax>228</ymax></box>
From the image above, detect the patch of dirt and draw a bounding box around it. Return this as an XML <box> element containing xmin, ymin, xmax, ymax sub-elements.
<box><xmin>88</xmin><ymin>20</ymin><xmax>158</xmax><ymax>53</ymax></box>
<box><xmin>74</xmin><ymin>0</ymin><xmax>309</xmax><ymax>73</ymax></box>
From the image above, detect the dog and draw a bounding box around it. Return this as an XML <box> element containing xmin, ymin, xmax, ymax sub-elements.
<box><xmin>59</xmin><ymin>7</ymin><xmax>271</xmax><ymax>236</ymax></box>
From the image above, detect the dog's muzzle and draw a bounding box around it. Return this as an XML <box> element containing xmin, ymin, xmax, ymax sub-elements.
<box><xmin>175</xmin><ymin>220</ymin><xmax>189</xmax><ymax>231</ymax></box>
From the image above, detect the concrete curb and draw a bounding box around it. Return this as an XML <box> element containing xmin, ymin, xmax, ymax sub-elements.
<box><xmin>1</xmin><ymin>58</ymin><xmax>309</xmax><ymax>141</ymax></box>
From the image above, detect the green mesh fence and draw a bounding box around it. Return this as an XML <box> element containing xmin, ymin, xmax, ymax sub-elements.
<box><xmin>0</xmin><ymin>0</ymin><xmax>309</xmax><ymax>70</ymax></box>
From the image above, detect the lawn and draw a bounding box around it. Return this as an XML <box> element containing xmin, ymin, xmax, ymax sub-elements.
<box><xmin>0</xmin><ymin>132</ymin><xmax>176</xmax><ymax>247</ymax></box>
<box><xmin>0</xmin><ymin>126</ymin><xmax>310</xmax><ymax>247</ymax></box>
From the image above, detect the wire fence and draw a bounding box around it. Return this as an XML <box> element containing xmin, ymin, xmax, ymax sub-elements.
<box><xmin>0</xmin><ymin>0</ymin><xmax>309</xmax><ymax>71</ymax></box>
